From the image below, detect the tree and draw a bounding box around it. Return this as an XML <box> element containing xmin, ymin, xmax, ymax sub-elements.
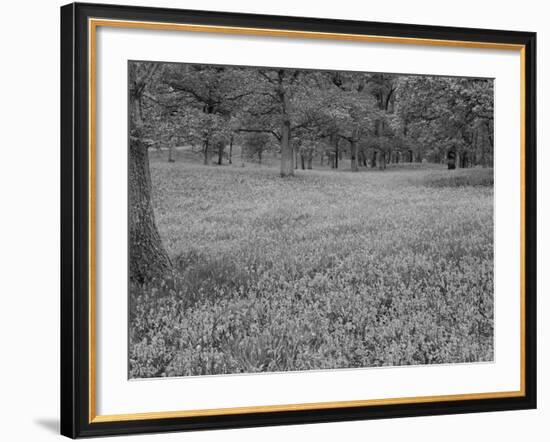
<box><xmin>243</xmin><ymin>132</ymin><xmax>273</xmax><ymax>164</ymax></box>
<box><xmin>323</xmin><ymin>72</ymin><xmax>378</xmax><ymax>171</ymax></box>
<box><xmin>239</xmin><ymin>69</ymin><xmax>327</xmax><ymax>176</ymax></box>
<box><xmin>396</xmin><ymin>75</ymin><xmax>493</xmax><ymax>167</ymax></box>
<box><xmin>162</xmin><ymin>65</ymin><xmax>252</xmax><ymax>165</ymax></box>
<box><xmin>129</xmin><ymin>62</ymin><xmax>172</xmax><ymax>282</ymax></box>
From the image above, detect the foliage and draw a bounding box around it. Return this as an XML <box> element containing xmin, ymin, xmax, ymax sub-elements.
<box><xmin>133</xmin><ymin>61</ymin><xmax>494</xmax><ymax>171</ymax></box>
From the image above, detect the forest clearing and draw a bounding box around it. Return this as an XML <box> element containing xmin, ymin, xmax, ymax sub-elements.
<box><xmin>129</xmin><ymin>153</ymin><xmax>494</xmax><ymax>378</ymax></box>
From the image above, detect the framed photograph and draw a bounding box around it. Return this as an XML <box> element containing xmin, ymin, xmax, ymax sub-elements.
<box><xmin>60</xmin><ymin>2</ymin><xmax>536</xmax><ymax>438</ymax></box>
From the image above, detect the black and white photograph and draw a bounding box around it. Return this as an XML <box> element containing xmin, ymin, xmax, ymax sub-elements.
<box><xmin>128</xmin><ymin>61</ymin><xmax>495</xmax><ymax>379</ymax></box>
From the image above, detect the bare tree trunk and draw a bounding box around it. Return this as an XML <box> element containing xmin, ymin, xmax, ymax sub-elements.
<box><xmin>279</xmin><ymin>90</ymin><xmax>294</xmax><ymax>177</ymax></box>
<box><xmin>168</xmin><ymin>143</ymin><xmax>175</xmax><ymax>163</ymax></box>
<box><xmin>378</xmin><ymin>151</ymin><xmax>386</xmax><ymax>170</ymax></box>
<box><xmin>129</xmin><ymin>139</ymin><xmax>172</xmax><ymax>282</ymax></box>
<box><xmin>350</xmin><ymin>140</ymin><xmax>358</xmax><ymax>172</ymax></box>
<box><xmin>307</xmin><ymin>154</ymin><xmax>313</xmax><ymax>170</ymax></box>
<box><xmin>332</xmin><ymin>135</ymin><xmax>340</xmax><ymax>169</ymax></box>
<box><xmin>203</xmin><ymin>140</ymin><xmax>209</xmax><ymax>165</ymax></box>
<box><xmin>300</xmin><ymin>154</ymin><xmax>305</xmax><ymax>170</ymax></box>
<box><xmin>229</xmin><ymin>135</ymin><xmax>233</xmax><ymax>164</ymax></box>
<box><xmin>280</xmin><ymin>124</ymin><xmax>293</xmax><ymax>176</ymax></box>
<box><xmin>460</xmin><ymin>152</ymin><xmax>468</xmax><ymax>168</ymax></box>
<box><xmin>217</xmin><ymin>143</ymin><xmax>224</xmax><ymax>165</ymax></box>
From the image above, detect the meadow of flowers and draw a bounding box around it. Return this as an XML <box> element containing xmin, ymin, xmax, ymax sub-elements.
<box><xmin>129</xmin><ymin>156</ymin><xmax>494</xmax><ymax>378</ymax></box>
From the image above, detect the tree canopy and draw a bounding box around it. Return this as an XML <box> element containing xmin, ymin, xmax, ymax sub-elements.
<box><xmin>136</xmin><ymin>62</ymin><xmax>494</xmax><ymax>174</ymax></box>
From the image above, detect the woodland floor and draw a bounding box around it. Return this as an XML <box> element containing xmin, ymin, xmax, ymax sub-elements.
<box><xmin>129</xmin><ymin>151</ymin><xmax>494</xmax><ymax>378</ymax></box>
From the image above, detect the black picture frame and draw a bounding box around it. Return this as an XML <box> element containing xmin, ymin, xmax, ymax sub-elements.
<box><xmin>61</xmin><ymin>2</ymin><xmax>536</xmax><ymax>438</ymax></box>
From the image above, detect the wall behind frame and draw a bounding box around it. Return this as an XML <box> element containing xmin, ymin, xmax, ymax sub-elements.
<box><xmin>0</xmin><ymin>0</ymin><xmax>545</xmax><ymax>441</ymax></box>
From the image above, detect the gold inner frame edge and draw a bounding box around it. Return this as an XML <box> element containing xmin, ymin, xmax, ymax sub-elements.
<box><xmin>88</xmin><ymin>17</ymin><xmax>527</xmax><ymax>424</ymax></box>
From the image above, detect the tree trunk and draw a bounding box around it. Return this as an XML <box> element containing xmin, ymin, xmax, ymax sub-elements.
<box><xmin>129</xmin><ymin>74</ymin><xmax>172</xmax><ymax>283</ymax></box>
<box><xmin>300</xmin><ymin>154</ymin><xmax>305</xmax><ymax>170</ymax></box>
<box><xmin>229</xmin><ymin>135</ymin><xmax>233</xmax><ymax>164</ymax></box>
<box><xmin>129</xmin><ymin>138</ymin><xmax>172</xmax><ymax>283</ymax></box>
<box><xmin>378</xmin><ymin>151</ymin><xmax>386</xmax><ymax>170</ymax></box>
<box><xmin>218</xmin><ymin>143</ymin><xmax>224</xmax><ymax>165</ymax></box>
<box><xmin>203</xmin><ymin>140</ymin><xmax>210</xmax><ymax>165</ymax></box>
<box><xmin>307</xmin><ymin>154</ymin><xmax>313</xmax><ymax>170</ymax></box>
<box><xmin>350</xmin><ymin>140</ymin><xmax>358</xmax><ymax>172</ymax></box>
<box><xmin>280</xmin><ymin>124</ymin><xmax>293</xmax><ymax>176</ymax></box>
<box><xmin>460</xmin><ymin>152</ymin><xmax>468</xmax><ymax>168</ymax></box>
<box><xmin>279</xmin><ymin>90</ymin><xmax>294</xmax><ymax>177</ymax></box>
<box><xmin>168</xmin><ymin>143</ymin><xmax>175</xmax><ymax>163</ymax></box>
<box><xmin>128</xmin><ymin>63</ymin><xmax>171</xmax><ymax>283</ymax></box>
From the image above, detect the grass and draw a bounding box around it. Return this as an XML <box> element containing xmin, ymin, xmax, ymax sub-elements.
<box><xmin>129</xmin><ymin>153</ymin><xmax>494</xmax><ymax>378</ymax></box>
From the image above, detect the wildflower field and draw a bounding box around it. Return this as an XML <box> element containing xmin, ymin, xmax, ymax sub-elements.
<box><xmin>129</xmin><ymin>154</ymin><xmax>494</xmax><ymax>378</ymax></box>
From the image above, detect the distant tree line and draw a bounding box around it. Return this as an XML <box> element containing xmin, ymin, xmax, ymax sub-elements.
<box><xmin>129</xmin><ymin>62</ymin><xmax>493</xmax><ymax>282</ymax></box>
<box><xmin>140</xmin><ymin>63</ymin><xmax>493</xmax><ymax>174</ymax></box>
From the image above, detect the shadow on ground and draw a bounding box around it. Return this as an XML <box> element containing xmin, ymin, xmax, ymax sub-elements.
<box><xmin>34</xmin><ymin>418</ymin><xmax>58</xmax><ymax>434</ymax></box>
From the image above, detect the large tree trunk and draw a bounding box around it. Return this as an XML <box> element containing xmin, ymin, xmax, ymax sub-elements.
<box><xmin>307</xmin><ymin>154</ymin><xmax>313</xmax><ymax>170</ymax></box>
<box><xmin>129</xmin><ymin>67</ymin><xmax>171</xmax><ymax>283</ymax></box>
<box><xmin>129</xmin><ymin>139</ymin><xmax>172</xmax><ymax>282</ymax></box>
<box><xmin>300</xmin><ymin>154</ymin><xmax>305</xmax><ymax>170</ymax></box>
<box><xmin>280</xmin><ymin>123</ymin><xmax>293</xmax><ymax>176</ymax></box>
<box><xmin>277</xmin><ymin>82</ymin><xmax>294</xmax><ymax>177</ymax></box>
<box><xmin>350</xmin><ymin>140</ymin><xmax>358</xmax><ymax>172</ymax></box>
